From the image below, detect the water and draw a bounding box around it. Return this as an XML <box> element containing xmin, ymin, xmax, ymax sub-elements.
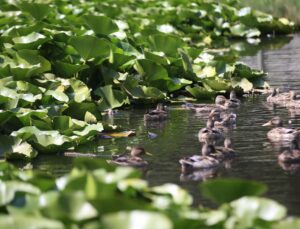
<box><xmin>29</xmin><ymin>34</ymin><xmax>300</xmax><ymax>215</ymax></box>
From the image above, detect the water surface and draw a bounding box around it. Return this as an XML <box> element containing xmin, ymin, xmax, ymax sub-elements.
<box><xmin>30</xmin><ymin>34</ymin><xmax>300</xmax><ymax>215</ymax></box>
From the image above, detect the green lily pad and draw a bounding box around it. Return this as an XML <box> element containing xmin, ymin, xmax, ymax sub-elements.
<box><xmin>200</xmin><ymin>178</ymin><xmax>267</xmax><ymax>204</ymax></box>
<box><xmin>84</xmin><ymin>15</ymin><xmax>119</xmax><ymax>35</ymax></box>
<box><xmin>69</xmin><ymin>36</ymin><xmax>111</xmax><ymax>60</ymax></box>
<box><xmin>102</xmin><ymin>211</ymin><xmax>173</xmax><ymax>229</ymax></box>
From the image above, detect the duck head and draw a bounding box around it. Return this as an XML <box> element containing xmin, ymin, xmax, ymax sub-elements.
<box><xmin>215</xmin><ymin>95</ymin><xmax>227</xmax><ymax>105</ymax></box>
<box><xmin>127</xmin><ymin>146</ymin><xmax>151</xmax><ymax>157</ymax></box>
<box><xmin>262</xmin><ymin>116</ymin><xmax>283</xmax><ymax>127</ymax></box>
<box><xmin>156</xmin><ymin>103</ymin><xmax>166</xmax><ymax>111</ymax></box>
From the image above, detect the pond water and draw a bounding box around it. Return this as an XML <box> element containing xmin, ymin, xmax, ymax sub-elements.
<box><xmin>24</xmin><ymin>34</ymin><xmax>300</xmax><ymax>215</ymax></box>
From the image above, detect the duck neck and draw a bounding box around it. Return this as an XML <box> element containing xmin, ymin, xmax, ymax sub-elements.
<box><xmin>230</xmin><ymin>91</ymin><xmax>236</xmax><ymax>100</ymax></box>
<box><xmin>202</xmin><ymin>144</ymin><xmax>215</xmax><ymax>156</ymax></box>
<box><xmin>206</xmin><ymin>118</ymin><xmax>214</xmax><ymax>128</ymax></box>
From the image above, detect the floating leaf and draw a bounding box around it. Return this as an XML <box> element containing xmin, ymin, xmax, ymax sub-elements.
<box><xmin>100</xmin><ymin>130</ymin><xmax>136</xmax><ymax>138</ymax></box>
<box><xmin>13</xmin><ymin>32</ymin><xmax>49</xmax><ymax>50</ymax></box>
<box><xmin>200</xmin><ymin>178</ymin><xmax>267</xmax><ymax>204</ymax></box>
<box><xmin>0</xmin><ymin>215</ymin><xmax>64</xmax><ymax>229</ymax></box>
<box><xmin>94</xmin><ymin>85</ymin><xmax>129</xmax><ymax>111</ymax></box>
<box><xmin>136</xmin><ymin>59</ymin><xmax>169</xmax><ymax>82</ymax></box>
<box><xmin>69</xmin><ymin>36</ymin><xmax>111</xmax><ymax>60</ymax></box>
<box><xmin>84</xmin><ymin>15</ymin><xmax>119</xmax><ymax>35</ymax></box>
<box><xmin>185</xmin><ymin>85</ymin><xmax>216</xmax><ymax>99</ymax></box>
<box><xmin>0</xmin><ymin>135</ymin><xmax>37</xmax><ymax>160</ymax></box>
<box><xmin>52</xmin><ymin>61</ymin><xmax>88</xmax><ymax>78</ymax></box>
<box><xmin>102</xmin><ymin>211</ymin><xmax>173</xmax><ymax>229</ymax></box>
<box><xmin>149</xmin><ymin>34</ymin><xmax>185</xmax><ymax>57</ymax></box>
<box><xmin>17</xmin><ymin>2</ymin><xmax>52</xmax><ymax>20</ymax></box>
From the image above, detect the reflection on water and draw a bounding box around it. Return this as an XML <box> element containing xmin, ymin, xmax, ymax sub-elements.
<box><xmin>28</xmin><ymin>34</ymin><xmax>300</xmax><ymax>216</ymax></box>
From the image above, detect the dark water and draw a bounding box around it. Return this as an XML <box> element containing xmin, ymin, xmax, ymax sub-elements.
<box><xmin>29</xmin><ymin>34</ymin><xmax>300</xmax><ymax>215</ymax></box>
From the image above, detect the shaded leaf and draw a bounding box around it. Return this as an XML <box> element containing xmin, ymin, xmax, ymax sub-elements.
<box><xmin>200</xmin><ymin>178</ymin><xmax>267</xmax><ymax>204</ymax></box>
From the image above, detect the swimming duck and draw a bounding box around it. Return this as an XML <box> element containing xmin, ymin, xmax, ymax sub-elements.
<box><xmin>144</xmin><ymin>104</ymin><xmax>167</xmax><ymax>121</ymax></box>
<box><xmin>278</xmin><ymin>140</ymin><xmax>300</xmax><ymax>164</ymax></box>
<box><xmin>224</xmin><ymin>91</ymin><xmax>240</xmax><ymax>108</ymax></box>
<box><xmin>210</xmin><ymin>109</ymin><xmax>237</xmax><ymax>128</ymax></box>
<box><xmin>266</xmin><ymin>88</ymin><xmax>293</xmax><ymax>104</ymax></box>
<box><xmin>107</xmin><ymin>146</ymin><xmax>150</xmax><ymax>167</ymax></box>
<box><xmin>262</xmin><ymin>116</ymin><xmax>300</xmax><ymax>142</ymax></box>
<box><xmin>286</xmin><ymin>91</ymin><xmax>300</xmax><ymax>108</ymax></box>
<box><xmin>179</xmin><ymin>143</ymin><xmax>220</xmax><ymax>172</ymax></box>
<box><xmin>185</xmin><ymin>95</ymin><xmax>227</xmax><ymax>113</ymax></box>
<box><xmin>210</xmin><ymin>138</ymin><xmax>236</xmax><ymax>161</ymax></box>
<box><xmin>198</xmin><ymin>117</ymin><xmax>224</xmax><ymax>142</ymax></box>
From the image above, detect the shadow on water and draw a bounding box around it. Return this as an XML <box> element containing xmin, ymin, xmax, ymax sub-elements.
<box><xmin>23</xmin><ymin>34</ymin><xmax>300</xmax><ymax>216</ymax></box>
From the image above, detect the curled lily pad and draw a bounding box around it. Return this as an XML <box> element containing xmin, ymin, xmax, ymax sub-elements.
<box><xmin>13</xmin><ymin>32</ymin><xmax>49</xmax><ymax>50</ymax></box>
<box><xmin>0</xmin><ymin>135</ymin><xmax>38</xmax><ymax>160</ymax></box>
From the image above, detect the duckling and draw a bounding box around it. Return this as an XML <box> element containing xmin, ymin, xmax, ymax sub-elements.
<box><xmin>210</xmin><ymin>138</ymin><xmax>236</xmax><ymax>161</ymax></box>
<box><xmin>224</xmin><ymin>91</ymin><xmax>240</xmax><ymax>108</ymax></box>
<box><xmin>187</xmin><ymin>95</ymin><xmax>228</xmax><ymax>113</ymax></box>
<box><xmin>211</xmin><ymin>111</ymin><xmax>237</xmax><ymax>128</ymax></box>
<box><xmin>278</xmin><ymin>140</ymin><xmax>300</xmax><ymax>163</ymax></box>
<box><xmin>198</xmin><ymin>117</ymin><xmax>224</xmax><ymax>142</ymax></box>
<box><xmin>144</xmin><ymin>103</ymin><xmax>167</xmax><ymax>121</ymax></box>
<box><xmin>267</xmin><ymin>88</ymin><xmax>291</xmax><ymax>104</ymax></box>
<box><xmin>262</xmin><ymin>116</ymin><xmax>300</xmax><ymax>142</ymax></box>
<box><xmin>107</xmin><ymin>146</ymin><xmax>150</xmax><ymax>167</ymax></box>
<box><xmin>286</xmin><ymin>91</ymin><xmax>300</xmax><ymax>108</ymax></box>
<box><xmin>179</xmin><ymin>143</ymin><xmax>220</xmax><ymax>172</ymax></box>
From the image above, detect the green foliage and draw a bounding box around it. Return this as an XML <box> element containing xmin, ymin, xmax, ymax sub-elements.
<box><xmin>0</xmin><ymin>161</ymin><xmax>298</xmax><ymax>228</ymax></box>
<box><xmin>0</xmin><ymin>0</ymin><xmax>295</xmax><ymax>160</ymax></box>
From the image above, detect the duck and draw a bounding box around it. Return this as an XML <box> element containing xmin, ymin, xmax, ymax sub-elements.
<box><xmin>179</xmin><ymin>143</ymin><xmax>220</xmax><ymax>172</ymax></box>
<box><xmin>224</xmin><ymin>90</ymin><xmax>240</xmax><ymax>108</ymax></box>
<box><xmin>285</xmin><ymin>91</ymin><xmax>300</xmax><ymax>108</ymax></box>
<box><xmin>210</xmin><ymin>138</ymin><xmax>236</xmax><ymax>161</ymax></box>
<box><xmin>266</xmin><ymin>88</ymin><xmax>293</xmax><ymax>104</ymax></box>
<box><xmin>144</xmin><ymin>103</ymin><xmax>167</xmax><ymax>121</ymax></box>
<box><xmin>278</xmin><ymin>140</ymin><xmax>300</xmax><ymax>164</ymax></box>
<box><xmin>184</xmin><ymin>95</ymin><xmax>228</xmax><ymax>113</ymax></box>
<box><xmin>209</xmin><ymin>109</ymin><xmax>237</xmax><ymax>128</ymax></box>
<box><xmin>262</xmin><ymin>116</ymin><xmax>300</xmax><ymax>142</ymax></box>
<box><xmin>198</xmin><ymin>117</ymin><xmax>224</xmax><ymax>142</ymax></box>
<box><xmin>107</xmin><ymin>146</ymin><xmax>150</xmax><ymax>167</ymax></box>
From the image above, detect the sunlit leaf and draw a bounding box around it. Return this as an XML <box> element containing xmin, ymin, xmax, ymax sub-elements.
<box><xmin>102</xmin><ymin>211</ymin><xmax>173</xmax><ymax>229</ymax></box>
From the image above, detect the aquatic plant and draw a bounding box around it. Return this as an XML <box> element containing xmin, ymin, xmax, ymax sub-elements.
<box><xmin>0</xmin><ymin>0</ymin><xmax>295</xmax><ymax>159</ymax></box>
<box><xmin>0</xmin><ymin>160</ymin><xmax>299</xmax><ymax>228</ymax></box>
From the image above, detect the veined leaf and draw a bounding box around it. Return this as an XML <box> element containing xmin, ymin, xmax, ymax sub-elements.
<box><xmin>84</xmin><ymin>15</ymin><xmax>119</xmax><ymax>35</ymax></box>
<box><xmin>69</xmin><ymin>36</ymin><xmax>111</xmax><ymax>60</ymax></box>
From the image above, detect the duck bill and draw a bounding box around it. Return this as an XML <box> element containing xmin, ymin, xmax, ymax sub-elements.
<box><xmin>262</xmin><ymin>121</ymin><xmax>272</xmax><ymax>127</ymax></box>
<box><xmin>145</xmin><ymin>152</ymin><xmax>153</xmax><ymax>156</ymax></box>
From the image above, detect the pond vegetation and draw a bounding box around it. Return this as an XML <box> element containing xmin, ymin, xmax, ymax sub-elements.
<box><xmin>0</xmin><ymin>0</ymin><xmax>299</xmax><ymax>228</ymax></box>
